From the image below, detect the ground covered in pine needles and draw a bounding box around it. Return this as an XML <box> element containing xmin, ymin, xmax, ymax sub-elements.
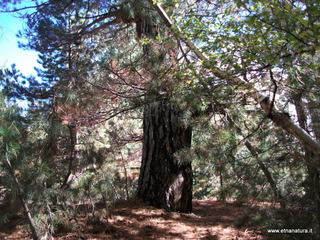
<box><xmin>0</xmin><ymin>199</ymin><xmax>268</xmax><ymax>240</ymax></box>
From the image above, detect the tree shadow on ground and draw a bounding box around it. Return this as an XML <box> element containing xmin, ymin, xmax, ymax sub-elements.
<box><xmin>0</xmin><ymin>199</ymin><xmax>269</xmax><ymax>240</ymax></box>
<box><xmin>102</xmin><ymin>198</ymin><xmax>265</xmax><ymax>240</ymax></box>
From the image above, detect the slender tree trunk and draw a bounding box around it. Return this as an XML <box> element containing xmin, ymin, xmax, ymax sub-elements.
<box><xmin>225</xmin><ymin>114</ymin><xmax>285</xmax><ymax>208</ymax></box>
<box><xmin>244</xmin><ymin>141</ymin><xmax>285</xmax><ymax>208</ymax></box>
<box><xmin>306</xmin><ymin>98</ymin><xmax>320</xmax><ymax>232</ymax></box>
<box><xmin>294</xmin><ymin>94</ymin><xmax>320</xmax><ymax>232</ymax></box>
<box><xmin>123</xmin><ymin>164</ymin><xmax>130</xmax><ymax>200</ymax></box>
<box><xmin>62</xmin><ymin>124</ymin><xmax>78</xmax><ymax>187</ymax></box>
<box><xmin>137</xmin><ymin>99</ymin><xmax>193</xmax><ymax>212</ymax></box>
<box><xmin>5</xmin><ymin>158</ymin><xmax>39</xmax><ymax>240</ymax></box>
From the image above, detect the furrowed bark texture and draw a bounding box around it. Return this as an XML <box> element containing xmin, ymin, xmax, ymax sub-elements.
<box><xmin>137</xmin><ymin>99</ymin><xmax>192</xmax><ymax>213</ymax></box>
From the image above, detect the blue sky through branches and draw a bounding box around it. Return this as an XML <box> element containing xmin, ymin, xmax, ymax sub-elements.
<box><xmin>0</xmin><ymin>11</ymin><xmax>39</xmax><ymax>76</ymax></box>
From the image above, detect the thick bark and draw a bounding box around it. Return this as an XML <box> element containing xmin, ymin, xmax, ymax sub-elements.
<box><xmin>137</xmin><ymin>99</ymin><xmax>193</xmax><ymax>212</ymax></box>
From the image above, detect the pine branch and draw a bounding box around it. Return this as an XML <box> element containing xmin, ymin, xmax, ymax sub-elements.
<box><xmin>148</xmin><ymin>1</ymin><xmax>320</xmax><ymax>157</ymax></box>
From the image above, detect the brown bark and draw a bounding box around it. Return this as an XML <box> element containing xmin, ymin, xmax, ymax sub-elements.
<box><xmin>62</xmin><ymin>124</ymin><xmax>78</xmax><ymax>188</ymax></box>
<box><xmin>137</xmin><ymin>99</ymin><xmax>192</xmax><ymax>212</ymax></box>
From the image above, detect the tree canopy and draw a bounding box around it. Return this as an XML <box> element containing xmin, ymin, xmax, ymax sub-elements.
<box><xmin>1</xmin><ymin>0</ymin><xmax>320</xmax><ymax>239</ymax></box>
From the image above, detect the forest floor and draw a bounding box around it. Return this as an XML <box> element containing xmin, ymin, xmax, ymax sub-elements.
<box><xmin>0</xmin><ymin>199</ymin><xmax>269</xmax><ymax>240</ymax></box>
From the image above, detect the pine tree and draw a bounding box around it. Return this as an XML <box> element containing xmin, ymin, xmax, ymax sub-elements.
<box><xmin>0</xmin><ymin>93</ymin><xmax>40</xmax><ymax>240</ymax></box>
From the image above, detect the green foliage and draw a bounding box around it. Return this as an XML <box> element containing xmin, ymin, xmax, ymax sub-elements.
<box><xmin>1</xmin><ymin>0</ymin><xmax>320</xmax><ymax>237</ymax></box>
<box><xmin>0</xmin><ymin>211</ymin><xmax>10</xmax><ymax>225</ymax></box>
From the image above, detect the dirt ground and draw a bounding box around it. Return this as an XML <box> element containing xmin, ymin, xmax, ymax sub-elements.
<box><xmin>0</xmin><ymin>199</ymin><xmax>266</xmax><ymax>240</ymax></box>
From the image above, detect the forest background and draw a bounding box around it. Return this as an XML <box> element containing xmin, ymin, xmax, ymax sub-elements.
<box><xmin>0</xmin><ymin>0</ymin><xmax>320</xmax><ymax>239</ymax></box>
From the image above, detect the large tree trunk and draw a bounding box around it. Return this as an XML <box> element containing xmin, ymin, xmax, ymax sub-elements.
<box><xmin>137</xmin><ymin>99</ymin><xmax>193</xmax><ymax>213</ymax></box>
